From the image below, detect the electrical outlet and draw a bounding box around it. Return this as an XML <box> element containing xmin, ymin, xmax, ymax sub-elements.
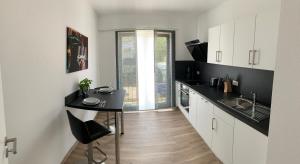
<box><xmin>232</xmin><ymin>80</ymin><xmax>239</xmax><ymax>86</ymax></box>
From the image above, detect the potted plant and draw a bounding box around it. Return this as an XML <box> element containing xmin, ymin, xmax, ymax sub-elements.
<box><xmin>79</xmin><ymin>78</ymin><xmax>92</xmax><ymax>97</ymax></box>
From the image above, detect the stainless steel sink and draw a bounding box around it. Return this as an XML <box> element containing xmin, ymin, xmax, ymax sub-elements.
<box><xmin>218</xmin><ymin>97</ymin><xmax>270</xmax><ymax>122</ymax></box>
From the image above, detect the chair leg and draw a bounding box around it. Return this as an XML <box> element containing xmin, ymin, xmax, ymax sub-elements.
<box><xmin>87</xmin><ymin>143</ymin><xmax>94</xmax><ymax>164</ymax></box>
<box><xmin>103</xmin><ymin>112</ymin><xmax>115</xmax><ymax>135</ymax></box>
<box><xmin>106</xmin><ymin>112</ymin><xmax>110</xmax><ymax>129</ymax></box>
<box><xmin>84</xmin><ymin>142</ymin><xmax>108</xmax><ymax>164</ymax></box>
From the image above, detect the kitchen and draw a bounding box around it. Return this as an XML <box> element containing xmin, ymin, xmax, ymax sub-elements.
<box><xmin>0</xmin><ymin>0</ymin><xmax>299</xmax><ymax>164</ymax></box>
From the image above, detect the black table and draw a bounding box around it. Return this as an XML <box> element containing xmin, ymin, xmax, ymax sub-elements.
<box><xmin>65</xmin><ymin>89</ymin><xmax>125</xmax><ymax>164</ymax></box>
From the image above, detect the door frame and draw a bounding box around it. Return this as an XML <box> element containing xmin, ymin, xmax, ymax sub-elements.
<box><xmin>0</xmin><ymin>65</ymin><xmax>8</xmax><ymax>164</ymax></box>
<box><xmin>115</xmin><ymin>30</ymin><xmax>176</xmax><ymax>109</ymax></box>
<box><xmin>153</xmin><ymin>30</ymin><xmax>176</xmax><ymax>108</ymax></box>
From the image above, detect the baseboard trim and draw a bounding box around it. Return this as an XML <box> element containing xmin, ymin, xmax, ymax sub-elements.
<box><xmin>125</xmin><ymin>108</ymin><xmax>177</xmax><ymax>113</ymax></box>
<box><xmin>61</xmin><ymin>140</ymin><xmax>79</xmax><ymax>164</ymax></box>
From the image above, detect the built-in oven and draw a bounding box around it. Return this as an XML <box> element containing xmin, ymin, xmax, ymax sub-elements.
<box><xmin>180</xmin><ymin>84</ymin><xmax>189</xmax><ymax>113</ymax></box>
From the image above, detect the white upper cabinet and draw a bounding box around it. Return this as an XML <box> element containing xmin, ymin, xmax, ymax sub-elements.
<box><xmin>208</xmin><ymin>23</ymin><xmax>234</xmax><ymax>66</ymax></box>
<box><xmin>253</xmin><ymin>11</ymin><xmax>280</xmax><ymax>70</ymax></box>
<box><xmin>219</xmin><ymin>22</ymin><xmax>235</xmax><ymax>65</ymax></box>
<box><xmin>208</xmin><ymin>25</ymin><xmax>221</xmax><ymax>64</ymax></box>
<box><xmin>233</xmin><ymin>15</ymin><xmax>256</xmax><ymax>68</ymax></box>
<box><xmin>233</xmin><ymin>120</ymin><xmax>268</xmax><ymax>164</ymax></box>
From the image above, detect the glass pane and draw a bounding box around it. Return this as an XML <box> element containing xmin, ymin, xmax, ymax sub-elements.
<box><xmin>117</xmin><ymin>32</ymin><xmax>138</xmax><ymax>111</ymax></box>
<box><xmin>154</xmin><ymin>31</ymin><xmax>173</xmax><ymax>109</ymax></box>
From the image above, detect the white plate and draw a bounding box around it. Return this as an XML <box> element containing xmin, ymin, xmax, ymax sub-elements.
<box><xmin>82</xmin><ymin>97</ymin><xmax>100</xmax><ymax>106</ymax></box>
<box><xmin>98</xmin><ymin>87</ymin><xmax>114</xmax><ymax>93</ymax></box>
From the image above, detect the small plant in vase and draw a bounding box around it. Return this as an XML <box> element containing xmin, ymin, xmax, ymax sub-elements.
<box><xmin>79</xmin><ymin>78</ymin><xmax>92</xmax><ymax>97</ymax></box>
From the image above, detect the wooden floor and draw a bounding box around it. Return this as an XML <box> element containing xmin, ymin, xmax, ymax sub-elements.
<box><xmin>64</xmin><ymin>109</ymin><xmax>222</xmax><ymax>164</ymax></box>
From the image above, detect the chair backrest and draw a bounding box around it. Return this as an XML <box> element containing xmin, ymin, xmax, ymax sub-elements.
<box><xmin>66</xmin><ymin>110</ymin><xmax>90</xmax><ymax>144</ymax></box>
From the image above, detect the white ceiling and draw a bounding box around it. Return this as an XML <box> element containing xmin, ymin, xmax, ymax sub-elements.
<box><xmin>89</xmin><ymin>0</ymin><xmax>226</xmax><ymax>15</ymax></box>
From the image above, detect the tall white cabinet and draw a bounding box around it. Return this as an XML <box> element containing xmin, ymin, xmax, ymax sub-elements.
<box><xmin>233</xmin><ymin>120</ymin><xmax>268</xmax><ymax>164</ymax></box>
<box><xmin>253</xmin><ymin>11</ymin><xmax>280</xmax><ymax>70</ymax></box>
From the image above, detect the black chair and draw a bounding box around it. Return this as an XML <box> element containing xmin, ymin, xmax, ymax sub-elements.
<box><xmin>66</xmin><ymin>110</ymin><xmax>110</xmax><ymax>164</ymax></box>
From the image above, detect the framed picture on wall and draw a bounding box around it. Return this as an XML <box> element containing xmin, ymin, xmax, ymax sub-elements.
<box><xmin>66</xmin><ymin>27</ymin><xmax>88</xmax><ymax>73</ymax></box>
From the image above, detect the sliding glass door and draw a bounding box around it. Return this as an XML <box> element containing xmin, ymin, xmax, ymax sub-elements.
<box><xmin>154</xmin><ymin>31</ymin><xmax>173</xmax><ymax>109</ymax></box>
<box><xmin>117</xmin><ymin>31</ymin><xmax>138</xmax><ymax>110</ymax></box>
<box><xmin>117</xmin><ymin>30</ymin><xmax>175</xmax><ymax>111</ymax></box>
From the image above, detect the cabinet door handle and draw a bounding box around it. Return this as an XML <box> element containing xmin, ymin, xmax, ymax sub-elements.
<box><xmin>212</xmin><ymin>118</ymin><xmax>216</xmax><ymax>130</ymax></box>
<box><xmin>218</xmin><ymin>51</ymin><xmax>222</xmax><ymax>62</ymax></box>
<box><xmin>5</xmin><ymin>137</ymin><xmax>17</xmax><ymax>158</ymax></box>
<box><xmin>216</xmin><ymin>51</ymin><xmax>219</xmax><ymax>62</ymax></box>
<box><xmin>248</xmin><ymin>50</ymin><xmax>253</xmax><ymax>65</ymax></box>
<box><xmin>253</xmin><ymin>50</ymin><xmax>259</xmax><ymax>65</ymax></box>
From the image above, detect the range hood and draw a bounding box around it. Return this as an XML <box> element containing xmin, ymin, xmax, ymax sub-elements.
<box><xmin>185</xmin><ymin>39</ymin><xmax>208</xmax><ymax>62</ymax></box>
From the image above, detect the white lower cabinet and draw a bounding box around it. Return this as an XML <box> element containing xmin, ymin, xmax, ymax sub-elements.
<box><xmin>189</xmin><ymin>90</ymin><xmax>198</xmax><ymax>128</ymax></box>
<box><xmin>197</xmin><ymin>96</ymin><xmax>213</xmax><ymax>148</ymax></box>
<box><xmin>212</xmin><ymin>106</ymin><xmax>235</xmax><ymax>164</ymax></box>
<box><xmin>177</xmin><ymin>84</ymin><xmax>268</xmax><ymax>164</ymax></box>
<box><xmin>233</xmin><ymin>120</ymin><xmax>268</xmax><ymax>164</ymax></box>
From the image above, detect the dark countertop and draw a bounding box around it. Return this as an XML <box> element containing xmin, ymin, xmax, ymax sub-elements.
<box><xmin>65</xmin><ymin>89</ymin><xmax>125</xmax><ymax>112</ymax></box>
<box><xmin>176</xmin><ymin>79</ymin><xmax>269</xmax><ymax>136</ymax></box>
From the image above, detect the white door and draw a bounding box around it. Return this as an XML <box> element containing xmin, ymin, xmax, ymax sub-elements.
<box><xmin>233</xmin><ymin>120</ymin><xmax>268</xmax><ymax>164</ymax></box>
<box><xmin>197</xmin><ymin>97</ymin><xmax>213</xmax><ymax>148</ymax></box>
<box><xmin>233</xmin><ymin>15</ymin><xmax>256</xmax><ymax>68</ymax></box>
<box><xmin>207</xmin><ymin>25</ymin><xmax>221</xmax><ymax>64</ymax></box>
<box><xmin>0</xmin><ymin>66</ymin><xmax>8</xmax><ymax>164</ymax></box>
<box><xmin>253</xmin><ymin>11</ymin><xmax>280</xmax><ymax>70</ymax></box>
<box><xmin>219</xmin><ymin>22</ymin><xmax>235</xmax><ymax>66</ymax></box>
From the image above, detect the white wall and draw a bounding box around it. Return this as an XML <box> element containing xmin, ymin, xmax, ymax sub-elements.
<box><xmin>0</xmin><ymin>0</ymin><xmax>100</xmax><ymax>163</ymax></box>
<box><xmin>97</xmin><ymin>13</ymin><xmax>198</xmax><ymax>88</ymax></box>
<box><xmin>267</xmin><ymin>0</ymin><xmax>300</xmax><ymax>163</ymax></box>
<box><xmin>197</xmin><ymin>0</ymin><xmax>282</xmax><ymax>42</ymax></box>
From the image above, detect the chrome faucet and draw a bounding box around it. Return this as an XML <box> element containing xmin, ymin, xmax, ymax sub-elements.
<box><xmin>251</xmin><ymin>92</ymin><xmax>256</xmax><ymax>118</ymax></box>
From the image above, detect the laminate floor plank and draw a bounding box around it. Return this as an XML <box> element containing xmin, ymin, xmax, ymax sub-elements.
<box><xmin>63</xmin><ymin>109</ymin><xmax>222</xmax><ymax>164</ymax></box>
